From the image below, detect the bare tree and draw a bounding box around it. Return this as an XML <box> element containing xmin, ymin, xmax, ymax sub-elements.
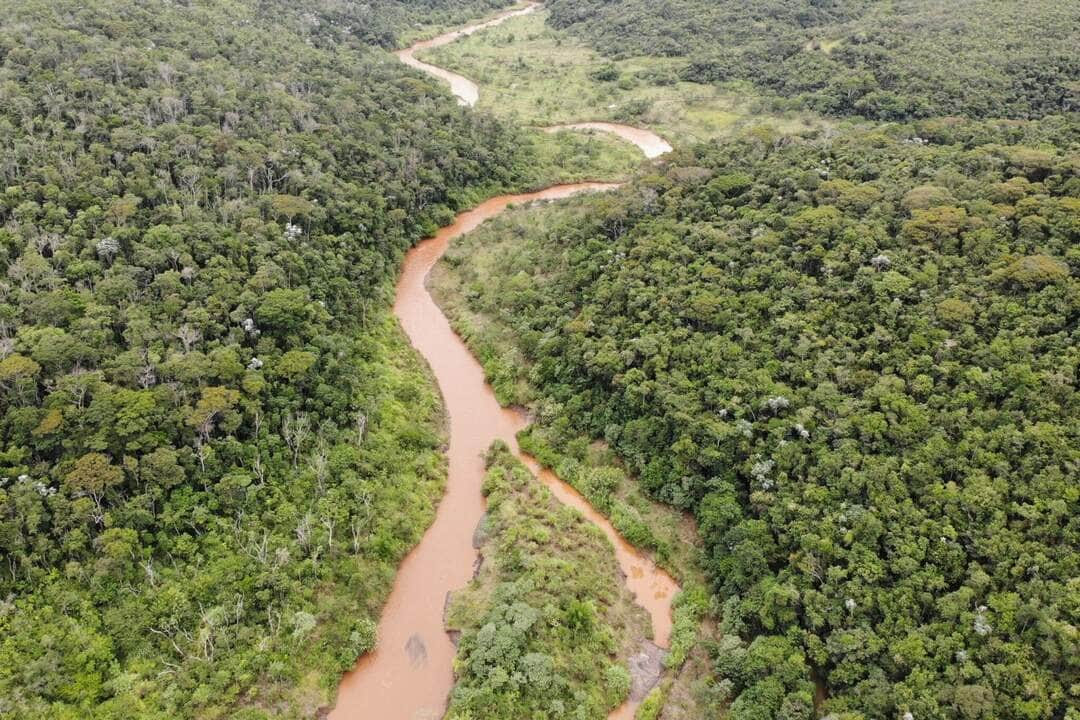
<box><xmin>175</xmin><ymin>324</ymin><xmax>201</xmax><ymax>352</ymax></box>
<box><xmin>294</xmin><ymin>513</ymin><xmax>312</xmax><ymax>550</ymax></box>
<box><xmin>244</xmin><ymin>530</ymin><xmax>270</xmax><ymax>565</ymax></box>
<box><xmin>282</xmin><ymin>412</ymin><xmax>310</xmax><ymax>468</ymax></box>
<box><xmin>142</xmin><ymin>558</ymin><xmax>157</xmax><ymax>587</ymax></box>
<box><xmin>250</xmin><ymin>453</ymin><xmax>266</xmax><ymax>487</ymax></box>
<box><xmin>96</xmin><ymin>236</ymin><xmax>120</xmax><ymax>264</ymax></box>
<box><xmin>178</xmin><ymin>165</ymin><xmax>201</xmax><ymax>204</ymax></box>
<box><xmin>194</xmin><ymin>438</ymin><xmax>210</xmax><ymax>473</ymax></box>
<box><xmin>138</xmin><ymin>363</ymin><xmax>157</xmax><ymax>389</ymax></box>
<box><xmin>350</xmin><ymin>487</ymin><xmax>374</xmax><ymax>553</ymax></box>
<box><xmin>355</xmin><ymin>410</ymin><xmax>368</xmax><ymax>447</ymax></box>
<box><xmin>149</xmin><ymin>620</ymin><xmax>193</xmax><ymax>660</ymax></box>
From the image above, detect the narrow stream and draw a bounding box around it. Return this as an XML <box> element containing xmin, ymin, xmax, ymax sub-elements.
<box><xmin>396</xmin><ymin>3</ymin><xmax>672</xmax><ymax>158</ymax></box>
<box><xmin>329</xmin><ymin>8</ymin><xmax>678</xmax><ymax>720</ymax></box>
<box><xmin>394</xmin><ymin>3</ymin><xmax>541</xmax><ymax>108</ymax></box>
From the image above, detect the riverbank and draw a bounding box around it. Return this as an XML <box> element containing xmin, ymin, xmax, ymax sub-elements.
<box><xmin>329</xmin><ymin>183</ymin><xmax>684</xmax><ymax>720</ymax></box>
<box><xmin>417</xmin><ymin>6</ymin><xmax>827</xmax><ymax>143</ymax></box>
<box><xmin>326</xmin><ymin>6</ymin><xmax>694</xmax><ymax>718</ymax></box>
<box><xmin>428</xmin><ymin>190</ymin><xmax>721</xmax><ymax>720</ymax></box>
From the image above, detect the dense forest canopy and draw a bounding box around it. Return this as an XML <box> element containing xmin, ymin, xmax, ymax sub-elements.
<box><xmin>434</xmin><ymin>116</ymin><xmax>1080</xmax><ymax>719</ymax></box>
<box><xmin>545</xmin><ymin>0</ymin><xmax>1080</xmax><ymax>121</ymax></box>
<box><xmin>259</xmin><ymin>0</ymin><xmax>512</xmax><ymax>47</ymax></box>
<box><xmin>2</xmin><ymin>0</ymin><xmax>1078</xmax><ymax>718</ymax></box>
<box><xmin>0</xmin><ymin>0</ymin><xmax>543</xmax><ymax>717</ymax></box>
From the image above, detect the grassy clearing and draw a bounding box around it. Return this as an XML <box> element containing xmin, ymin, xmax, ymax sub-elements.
<box><xmin>395</xmin><ymin>0</ymin><xmax>524</xmax><ymax>46</ymax></box>
<box><xmin>419</xmin><ymin>9</ymin><xmax>827</xmax><ymax>144</ymax></box>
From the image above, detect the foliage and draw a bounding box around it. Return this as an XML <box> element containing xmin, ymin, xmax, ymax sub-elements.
<box><xmin>0</xmin><ymin>0</ymin><xmax>585</xmax><ymax>716</ymax></box>
<box><xmin>545</xmin><ymin>0</ymin><xmax>1080</xmax><ymax>121</ymax></box>
<box><xmin>635</xmin><ymin>687</ymin><xmax>663</xmax><ymax>720</ymax></box>
<box><xmin>445</xmin><ymin>441</ymin><xmax>645</xmax><ymax>719</ymax></box>
<box><xmin>421</xmin><ymin>8</ymin><xmax>826</xmax><ymax>143</ymax></box>
<box><xmin>432</xmin><ymin>117</ymin><xmax>1080</xmax><ymax>719</ymax></box>
<box><xmin>518</xmin><ymin>428</ymin><xmax>670</xmax><ymax>563</ymax></box>
<box><xmin>665</xmin><ymin>586</ymin><xmax>708</xmax><ymax>670</ymax></box>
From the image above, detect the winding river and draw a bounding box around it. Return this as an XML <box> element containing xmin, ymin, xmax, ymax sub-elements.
<box><xmin>394</xmin><ymin>3</ymin><xmax>540</xmax><ymax>108</ymax></box>
<box><xmin>329</xmin><ymin>7</ymin><xmax>678</xmax><ymax>720</ymax></box>
<box><xmin>396</xmin><ymin>2</ymin><xmax>672</xmax><ymax>158</ymax></box>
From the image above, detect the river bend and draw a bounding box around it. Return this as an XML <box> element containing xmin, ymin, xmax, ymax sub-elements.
<box><xmin>329</xmin><ymin>8</ymin><xmax>678</xmax><ymax>720</ymax></box>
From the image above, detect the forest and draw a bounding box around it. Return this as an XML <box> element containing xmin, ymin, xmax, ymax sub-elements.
<box><xmin>545</xmin><ymin>0</ymin><xmax>1079</xmax><ymax>120</ymax></box>
<box><xmin>0</xmin><ymin>0</ymin><xmax>566</xmax><ymax>717</ymax></box>
<box><xmin>432</xmin><ymin>116</ymin><xmax>1080</xmax><ymax>719</ymax></box>
<box><xmin>2</xmin><ymin>0</ymin><xmax>1078</xmax><ymax>718</ymax></box>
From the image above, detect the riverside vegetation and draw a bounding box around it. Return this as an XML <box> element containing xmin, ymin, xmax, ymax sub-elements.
<box><xmin>0</xmin><ymin>0</ymin><xmax>643</xmax><ymax>718</ymax></box>
<box><xmin>1</xmin><ymin>0</ymin><xmax>1077</xmax><ymax>719</ymax></box>
<box><xmin>430</xmin><ymin>3</ymin><xmax>1079</xmax><ymax>718</ymax></box>
<box><xmin>445</xmin><ymin>441</ymin><xmax>650</xmax><ymax>719</ymax></box>
<box><xmin>432</xmin><ymin>116</ymin><xmax>1080</xmax><ymax>719</ymax></box>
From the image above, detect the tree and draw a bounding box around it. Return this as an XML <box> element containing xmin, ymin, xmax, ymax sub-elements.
<box><xmin>64</xmin><ymin>452</ymin><xmax>124</xmax><ymax>524</ymax></box>
<box><xmin>994</xmin><ymin>254</ymin><xmax>1070</xmax><ymax>289</ymax></box>
<box><xmin>140</xmin><ymin>446</ymin><xmax>185</xmax><ymax>490</ymax></box>
<box><xmin>186</xmin><ymin>386</ymin><xmax>240</xmax><ymax>442</ymax></box>
<box><xmin>275</xmin><ymin>350</ymin><xmax>318</xmax><ymax>378</ymax></box>
<box><xmin>256</xmin><ymin>288</ymin><xmax>311</xmax><ymax>335</ymax></box>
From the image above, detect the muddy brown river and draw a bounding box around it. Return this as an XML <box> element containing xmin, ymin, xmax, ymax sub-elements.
<box><xmin>394</xmin><ymin>3</ymin><xmax>540</xmax><ymax>108</ymax></box>
<box><xmin>329</xmin><ymin>7</ymin><xmax>678</xmax><ymax>720</ymax></box>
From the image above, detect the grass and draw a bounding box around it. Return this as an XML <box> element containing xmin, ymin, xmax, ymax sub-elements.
<box><xmin>419</xmin><ymin>8</ymin><xmax>828</xmax><ymax>145</ymax></box>
<box><xmin>395</xmin><ymin>1</ymin><xmax>526</xmax><ymax>46</ymax></box>
<box><xmin>523</xmin><ymin>126</ymin><xmax>645</xmax><ymax>185</ymax></box>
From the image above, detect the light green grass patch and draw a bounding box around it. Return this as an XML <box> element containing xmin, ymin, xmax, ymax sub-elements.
<box><xmin>419</xmin><ymin>9</ymin><xmax>827</xmax><ymax>145</ymax></box>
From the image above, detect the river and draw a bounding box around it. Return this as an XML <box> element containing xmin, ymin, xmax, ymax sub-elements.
<box><xmin>543</xmin><ymin>122</ymin><xmax>672</xmax><ymax>159</ymax></box>
<box><xmin>394</xmin><ymin>3</ymin><xmax>541</xmax><ymax>108</ymax></box>
<box><xmin>329</xmin><ymin>7</ymin><xmax>677</xmax><ymax>720</ymax></box>
<box><xmin>395</xmin><ymin>3</ymin><xmax>671</xmax><ymax>158</ymax></box>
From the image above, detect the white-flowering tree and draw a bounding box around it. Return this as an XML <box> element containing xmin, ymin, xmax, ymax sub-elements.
<box><xmin>95</xmin><ymin>236</ymin><xmax>120</xmax><ymax>264</ymax></box>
